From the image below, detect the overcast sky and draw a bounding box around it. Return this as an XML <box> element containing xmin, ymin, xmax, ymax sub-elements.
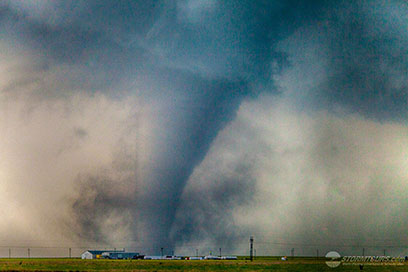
<box><xmin>0</xmin><ymin>0</ymin><xmax>407</xmax><ymax>256</ymax></box>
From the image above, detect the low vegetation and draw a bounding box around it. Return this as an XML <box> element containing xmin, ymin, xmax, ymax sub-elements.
<box><xmin>0</xmin><ymin>257</ymin><xmax>406</xmax><ymax>271</ymax></box>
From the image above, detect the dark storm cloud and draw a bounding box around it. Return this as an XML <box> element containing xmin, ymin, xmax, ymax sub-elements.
<box><xmin>276</xmin><ymin>1</ymin><xmax>408</xmax><ymax>120</ymax></box>
<box><xmin>315</xmin><ymin>2</ymin><xmax>408</xmax><ymax>120</ymax></box>
<box><xmin>72</xmin><ymin>173</ymin><xmax>137</xmax><ymax>244</ymax></box>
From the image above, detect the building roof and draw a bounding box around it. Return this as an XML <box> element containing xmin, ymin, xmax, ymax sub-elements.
<box><xmin>85</xmin><ymin>250</ymin><xmax>125</xmax><ymax>255</ymax></box>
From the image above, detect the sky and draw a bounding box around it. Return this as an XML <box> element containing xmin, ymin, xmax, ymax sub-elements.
<box><xmin>0</xmin><ymin>0</ymin><xmax>408</xmax><ymax>257</ymax></box>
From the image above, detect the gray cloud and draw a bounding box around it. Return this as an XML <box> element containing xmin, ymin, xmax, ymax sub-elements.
<box><xmin>172</xmin><ymin>0</ymin><xmax>408</xmax><ymax>255</ymax></box>
<box><xmin>0</xmin><ymin>90</ymin><xmax>149</xmax><ymax>247</ymax></box>
<box><xmin>275</xmin><ymin>1</ymin><xmax>408</xmax><ymax>119</ymax></box>
<box><xmin>173</xmin><ymin>95</ymin><xmax>408</xmax><ymax>255</ymax></box>
<box><xmin>0</xmin><ymin>0</ymin><xmax>407</xmax><ymax>256</ymax></box>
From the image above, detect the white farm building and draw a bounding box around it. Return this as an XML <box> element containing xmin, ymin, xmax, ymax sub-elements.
<box><xmin>81</xmin><ymin>249</ymin><xmax>140</xmax><ymax>259</ymax></box>
<box><xmin>81</xmin><ymin>250</ymin><xmax>107</xmax><ymax>259</ymax></box>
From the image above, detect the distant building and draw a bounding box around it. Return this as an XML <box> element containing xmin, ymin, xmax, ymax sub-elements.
<box><xmin>221</xmin><ymin>256</ymin><xmax>238</xmax><ymax>260</ymax></box>
<box><xmin>186</xmin><ymin>256</ymin><xmax>203</xmax><ymax>260</ymax></box>
<box><xmin>204</xmin><ymin>255</ymin><xmax>221</xmax><ymax>260</ymax></box>
<box><xmin>144</xmin><ymin>255</ymin><xmax>164</xmax><ymax>260</ymax></box>
<box><xmin>81</xmin><ymin>249</ymin><xmax>139</xmax><ymax>260</ymax></box>
<box><xmin>102</xmin><ymin>251</ymin><xmax>140</xmax><ymax>259</ymax></box>
<box><xmin>81</xmin><ymin>250</ymin><xmax>109</xmax><ymax>259</ymax></box>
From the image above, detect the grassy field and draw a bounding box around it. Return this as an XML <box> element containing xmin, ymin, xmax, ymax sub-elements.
<box><xmin>0</xmin><ymin>257</ymin><xmax>407</xmax><ymax>271</ymax></box>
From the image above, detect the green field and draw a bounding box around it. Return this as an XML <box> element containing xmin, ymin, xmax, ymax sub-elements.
<box><xmin>0</xmin><ymin>258</ymin><xmax>407</xmax><ymax>271</ymax></box>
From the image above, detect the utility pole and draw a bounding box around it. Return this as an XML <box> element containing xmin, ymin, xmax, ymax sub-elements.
<box><xmin>161</xmin><ymin>247</ymin><xmax>164</xmax><ymax>257</ymax></box>
<box><xmin>250</xmin><ymin>236</ymin><xmax>254</xmax><ymax>261</ymax></box>
<box><xmin>219</xmin><ymin>248</ymin><xmax>221</xmax><ymax>257</ymax></box>
<box><xmin>362</xmin><ymin>248</ymin><xmax>365</xmax><ymax>257</ymax></box>
<box><xmin>196</xmin><ymin>249</ymin><xmax>198</xmax><ymax>257</ymax></box>
<box><xmin>383</xmin><ymin>249</ymin><xmax>386</xmax><ymax>256</ymax></box>
<box><xmin>69</xmin><ymin>248</ymin><xmax>72</xmax><ymax>258</ymax></box>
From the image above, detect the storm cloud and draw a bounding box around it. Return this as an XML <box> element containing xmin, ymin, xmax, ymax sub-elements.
<box><xmin>0</xmin><ymin>0</ymin><xmax>407</xmax><ymax>256</ymax></box>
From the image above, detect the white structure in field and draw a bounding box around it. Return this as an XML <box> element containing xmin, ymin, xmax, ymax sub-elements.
<box><xmin>81</xmin><ymin>250</ymin><xmax>107</xmax><ymax>259</ymax></box>
<box><xmin>81</xmin><ymin>249</ymin><xmax>139</xmax><ymax>259</ymax></box>
<box><xmin>144</xmin><ymin>256</ymin><xmax>164</xmax><ymax>260</ymax></box>
<box><xmin>221</xmin><ymin>256</ymin><xmax>238</xmax><ymax>260</ymax></box>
